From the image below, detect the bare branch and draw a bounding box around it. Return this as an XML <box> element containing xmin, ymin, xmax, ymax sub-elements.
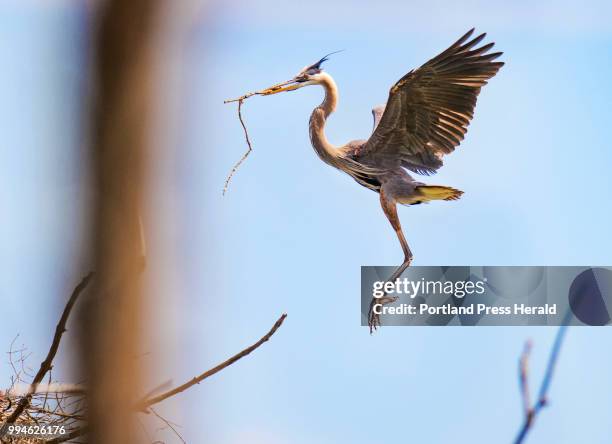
<box><xmin>514</xmin><ymin>323</ymin><xmax>569</xmax><ymax>444</ymax></box>
<box><xmin>518</xmin><ymin>340</ymin><xmax>532</xmax><ymax>417</ymax></box>
<box><xmin>223</xmin><ymin>91</ymin><xmax>260</xmax><ymax>103</ymax></box>
<box><xmin>28</xmin><ymin>405</ymin><xmax>85</xmax><ymax>421</ymax></box>
<box><xmin>6</xmin><ymin>383</ymin><xmax>86</xmax><ymax>396</ymax></box>
<box><xmin>138</xmin><ymin>313</ymin><xmax>287</xmax><ymax>410</ymax></box>
<box><xmin>42</xmin><ymin>369</ymin><xmax>53</xmax><ymax>412</ymax></box>
<box><xmin>3</xmin><ymin>273</ymin><xmax>93</xmax><ymax>425</ymax></box>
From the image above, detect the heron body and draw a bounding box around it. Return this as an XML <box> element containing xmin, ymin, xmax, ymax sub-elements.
<box><xmin>260</xmin><ymin>29</ymin><xmax>503</xmax><ymax>329</ymax></box>
<box><xmin>306</xmin><ymin>70</ymin><xmax>464</xmax><ymax>270</ymax></box>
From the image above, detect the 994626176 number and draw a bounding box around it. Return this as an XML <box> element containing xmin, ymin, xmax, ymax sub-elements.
<box><xmin>1</xmin><ymin>424</ymin><xmax>67</xmax><ymax>438</ymax></box>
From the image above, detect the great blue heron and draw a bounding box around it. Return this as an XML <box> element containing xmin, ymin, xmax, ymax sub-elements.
<box><xmin>257</xmin><ymin>29</ymin><xmax>503</xmax><ymax>327</ymax></box>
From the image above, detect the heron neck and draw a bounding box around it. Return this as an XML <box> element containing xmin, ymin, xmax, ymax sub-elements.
<box><xmin>309</xmin><ymin>74</ymin><xmax>339</xmax><ymax>164</ymax></box>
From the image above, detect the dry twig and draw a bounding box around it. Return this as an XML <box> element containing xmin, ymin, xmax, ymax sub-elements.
<box><xmin>222</xmin><ymin>99</ymin><xmax>254</xmax><ymax>195</ymax></box>
<box><xmin>2</xmin><ymin>273</ymin><xmax>93</xmax><ymax>426</ymax></box>
<box><xmin>518</xmin><ymin>340</ymin><xmax>532</xmax><ymax>418</ymax></box>
<box><xmin>137</xmin><ymin>313</ymin><xmax>287</xmax><ymax>410</ymax></box>
<box><xmin>222</xmin><ymin>83</ymin><xmax>286</xmax><ymax>195</ymax></box>
<box><xmin>6</xmin><ymin>384</ymin><xmax>86</xmax><ymax>396</ymax></box>
<box><xmin>514</xmin><ymin>322</ymin><xmax>569</xmax><ymax>444</ymax></box>
<box><xmin>150</xmin><ymin>407</ymin><xmax>186</xmax><ymax>444</ymax></box>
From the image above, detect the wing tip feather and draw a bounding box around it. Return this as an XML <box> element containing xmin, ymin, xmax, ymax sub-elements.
<box><xmin>453</xmin><ymin>28</ymin><xmax>476</xmax><ymax>48</ymax></box>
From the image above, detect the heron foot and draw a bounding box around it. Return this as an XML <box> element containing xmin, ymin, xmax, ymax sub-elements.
<box><xmin>368</xmin><ymin>294</ymin><xmax>399</xmax><ymax>334</ymax></box>
<box><xmin>367</xmin><ymin>255</ymin><xmax>413</xmax><ymax>333</ymax></box>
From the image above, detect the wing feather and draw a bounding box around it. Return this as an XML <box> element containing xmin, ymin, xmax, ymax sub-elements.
<box><xmin>357</xmin><ymin>29</ymin><xmax>503</xmax><ymax>174</ymax></box>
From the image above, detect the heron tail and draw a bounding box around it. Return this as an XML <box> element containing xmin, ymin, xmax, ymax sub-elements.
<box><xmin>414</xmin><ymin>185</ymin><xmax>463</xmax><ymax>202</ymax></box>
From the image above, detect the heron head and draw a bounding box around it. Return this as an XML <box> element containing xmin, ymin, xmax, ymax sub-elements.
<box><xmin>260</xmin><ymin>51</ymin><xmax>342</xmax><ymax>96</ymax></box>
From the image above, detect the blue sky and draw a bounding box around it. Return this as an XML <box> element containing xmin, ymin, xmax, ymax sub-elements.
<box><xmin>1</xmin><ymin>1</ymin><xmax>612</xmax><ymax>443</ymax></box>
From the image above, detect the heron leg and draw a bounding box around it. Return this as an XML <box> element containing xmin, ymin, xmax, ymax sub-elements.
<box><xmin>368</xmin><ymin>189</ymin><xmax>414</xmax><ymax>332</ymax></box>
<box><xmin>380</xmin><ymin>188</ymin><xmax>413</xmax><ymax>267</ymax></box>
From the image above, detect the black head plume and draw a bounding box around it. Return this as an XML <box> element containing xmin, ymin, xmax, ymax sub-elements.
<box><xmin>305</xmin><ymin>50</ymin><xmax>344</xmax><ymax>72</ymax></box>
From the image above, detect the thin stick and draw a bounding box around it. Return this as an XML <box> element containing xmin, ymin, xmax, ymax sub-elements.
<box><xmin>223</xmin><ymin>82</ymin><xmax>287</xmax><ymax>104</ymax></box>
<box><xmin>150</xmin><ymin>407</ymin><xmax>186</xmax><ymax>444</ymax></box>
<box><xmin>41</xmin><ymin>369</ymin><xmax>52</xmax><ymax>412</ymax></box>
<box><xmin>518</xmin><ymin>340</ymin><xmax>533</xmax><ymax>417</ymax></box>
<box><xmin>137</xmin><ymin>313</ymin><xmax>287</xmax><ymax>410</ymax></box>
<box><xmin>223</xmin><ymin>91</ymin><xmax>262</xmax><ymax>104</ymax></box>
<box><xmin>28</xmin><ymin>405</ymin><xmax>85</xmax><ymax>421</ymax></box>
<box><xmin>6</xmin><ymin>383</ymin><xmax>86</xmax><ymax>396</ymax></box>
<box><xmin>3</xmin><ymin>273</ymin><xmax>93</xmax><ymax>425</ymax></box>
<box><xmin>223</xmin><ymin>99</ymin><xmax>254</xmax><ymax>195</ymax></box>
<box><xmin>514</xmin><ymin>317</ymin><xmax>570</xmax><ymax>444</ymax></box>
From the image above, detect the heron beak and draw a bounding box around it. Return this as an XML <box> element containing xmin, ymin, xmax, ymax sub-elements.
<box><xmin>259</xmin><ymin>79</ymin><xmax>303</xmax><ymax>95</ymax></box>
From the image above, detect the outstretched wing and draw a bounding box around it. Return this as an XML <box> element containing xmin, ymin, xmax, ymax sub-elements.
<box><xmin>357</xmin><ymin>29</ymin><xmax>503</xmax><ymax>175</ymax></box>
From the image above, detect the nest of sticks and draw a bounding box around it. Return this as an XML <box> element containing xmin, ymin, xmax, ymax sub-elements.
<box><xmin>0</xmin><ymin>338</ymin><xmax>84</xmax><ymax>443</ymax></box>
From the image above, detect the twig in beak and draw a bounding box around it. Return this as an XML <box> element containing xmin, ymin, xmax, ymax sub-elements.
<box><xmin>222</xmin><ymin>98</ymin><xmax>254</xmax><ymax>195</ymax></box>
<box><xmin>224</xmin><ymin>80</ymin><xmax>299</xmax><ymax>104</ymax></box>
<box><xmin>222</xmin><ymin>81</ymin><xmax>296</xmax><ymax>195</ymax></box>
<box><xmin>223</xmin><ymin>91</ymin><xmax>259</xmax><ymax>104</ymax></box>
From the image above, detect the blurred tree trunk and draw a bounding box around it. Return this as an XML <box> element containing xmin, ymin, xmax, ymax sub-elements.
<box><xmin>79</xmin><ymin>1</ymin><xmax>160</xmax><ymax>442</ymax></box>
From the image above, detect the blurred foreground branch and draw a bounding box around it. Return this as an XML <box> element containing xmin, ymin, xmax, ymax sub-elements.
<box><xmin>82</xmin><ymin>0</ymin><xmax>162</xmax><ymax>441</ymax></box>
